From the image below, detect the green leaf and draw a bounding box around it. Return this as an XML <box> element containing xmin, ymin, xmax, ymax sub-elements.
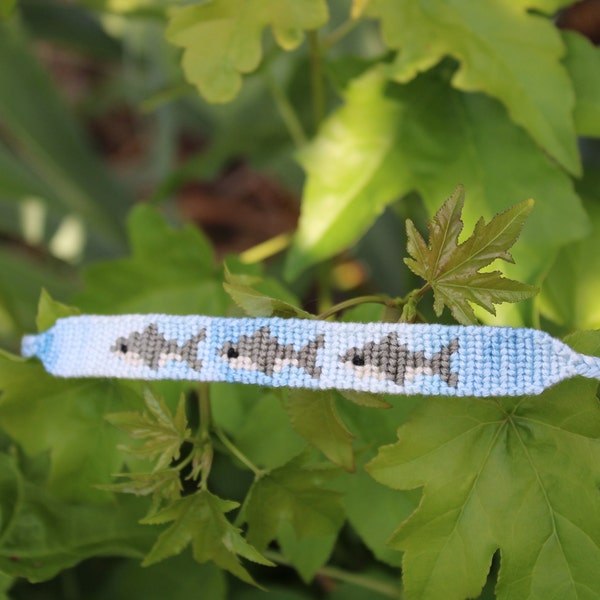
<box><xmin>106</xmin><ymin>389</ymin><xmax>190</xmax><ymax>471</ymax></box>
<box><xmin>539</xmin><ymin>192</ymin><xmax>600</xmax><ymax>330</ymax></box>
<box><xmin>363</xmin><ymin>0</ymin><xmax>580</xmax><ymax>174</ymax></box>
<box><xmin>285</xmin><ymin>67</ymin><xmax>588</xmax><ymax>281</ymax></box>
<box><xmin>223</xmin><ymin>282</ymin><xmax>312</xmax><ymax>319</ymax></box>
<box><xmin>165</xmin><ymin>0</ymin><xmax>329</xmax><ymax>103</ymax></box>
<box><xmin>0</xmin><ymin>454</ymin><xmax>153</xmax><ymax>582</ymax></box>
<box><xmin>562</xmin><ymin>31</ymin><xmax>600</xmax><ymax>137</ymax></box>
<box><xmin>336</xmin><ymin>392</ymin><xmax>422</xmax><ymax>566</ymax></box>
<box><xmin>285</xmin><ymin>390</ymin><xmax>355</xmax><ymax>472</ymax></box>
<box><xmin>245</xmin><ymin>452</ymin><xmax>344</xmax><ymax>551</ymax></box>
<box><xmin>513</xmin><ymin>0</ymin><xmax>578</xmax><ymax>10</ymax></box>
<box><xmin>336</xmin><ymin>459</ymin><xmax>418</xmax><ymax>567</ymax></box>
<box><xmin>0</xmin><ymin>572</ymin><xmax>13</xmax><ymax>600</ymax></box>
<box><xmin>277</xmin><ymin>520</ymin><xmax>337</xmax><ymax>583</ymax></box>
<box><xmin>35</xmin><ymin>289</ymin><xmax>80</xmax><ymax>332</ymax></box>
<box><xmin>405</xmin><ymin>187</ymin><xmax>537</xmax><ymax>323</ymax></box>
<box><xmin>0</xmin><ymin>0</ymin><xmax>16</xmax><ymax>19</ymax></box>
<box><xmin>89</xmin><ymin>552</ymin><xmax>226</xmax><ymax>600</ymax></box>
<box><xmin>0</xmin><ymin>352</ymin><xmax>142</xmax><ymax>502</ymax></box>
<box><xmin>79</xmin><ymin>0</ymin><xmax>174</xmax><ymax>17</ymax></box>
<box><xmin>234</xmin><ymin>586</ymin><xmax>312</xmax><ymax>600</ymax></box>
<box><xmin>211</xmin><ymin>384</ymin><xmax>306</xmax><ymax>470</ymax></box>
<box><xmin>142</xmin><ymin>489</ymin><xmax>273</xmax><ymax>584</ymax></box>
<box><xmin>76</xmin><ymin>205</ymin><xmax>227</xmax><ymax>315</ymax></box>
<box><xmin>102</xmin><ymin>469</ymin><xmax>182</xmax><ymax>504</ymax></box>
<box><xmin>337</xmin><ymin>389</ymin><xmax>391</xmax><ymax>409</ymax></box>
<box><xmin>366</xmin><ymin>331</ymin><xmax>600</xmax><ymax>600</ymax></box>
<box><xmin>223</xmin><ymin>267</ymin><xmax>312</xmax><ymax>319</ymax></box>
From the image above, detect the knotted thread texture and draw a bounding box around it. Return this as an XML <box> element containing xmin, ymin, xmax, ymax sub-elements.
<box><xmin>21</xmin><ymin>315</ymin><xmax>600</xmax><ymax>397</ymax></box>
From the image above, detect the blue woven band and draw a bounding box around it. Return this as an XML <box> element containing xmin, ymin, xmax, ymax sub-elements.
<box><xmin>20</xmin><ymin>315</ymin><xmax>600</xmax><ymax>396</ymax></box>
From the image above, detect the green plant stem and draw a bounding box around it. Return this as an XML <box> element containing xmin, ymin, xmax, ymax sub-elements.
<box><xmin>140</xmin><ymin>82</ymin><xmax>194</xmax><ymax>113</ymax></box>
<box><xmin>398</xmin><ymin>284</ymin><xmax>431</xmax><ymax>322</ymax></box>
<box><xmin>213</xmin><ymin>427</ymin><xmax>264</xmax><ymax>477</ymax></box>
<box><xmin>317</xmin><ymin>294</ymin><xmax>395</xmax><ymax>320</ymax></box>
<box><xmin>322</xmin><ymin>18</ymin><xmax>360</xmax><ymax>49</ymax></box>
<box><xmin>317</xmin><ymin>284</ymin><xmax>432</xmax><ymax>321</ymax></box>
<box><xmin>239</xmin><ymin>231</ymin><xmax>293</xmax><ymax>264</ymax></box>
<box><xmin>197</xmin><ymin>383</ymin><xmax>213</xmax><ymax>488</ymax></box>
<box><xmin>264</xmin><ymin>551</ymin><xmax>402</xmax><ymax>598</ymax></box>
<box><xmin>308</xmin><ymin>30</ymin><xmax>325</xmax><ymax>130</ymax></box>
<box><xmin>317</xmin><ymin>262</ymin><xmax>334</xmax><ymax>314</ymax></box>
<box><xmin>265</xmin><ymin>71</ymin><xmax>308</xmax><ymax>148</ymax></box>
<box><xmin>198</xmin><ymin>383</ymin><xmax>211</xmax><ymax>440</ymax></box>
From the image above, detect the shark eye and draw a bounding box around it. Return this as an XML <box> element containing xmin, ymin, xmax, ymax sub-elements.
<box><xmin>119</xmin><ymin>343</ymin><xmax>128</xmax><ymax>353</ymax></box>
<box><xmin>352</xmin><ymin>354</ymin><xmax>365</xmax><ymax>366</ymax></box>
<box><xmin>227</xmin><ymin>347</ymin><xmax>239</xmax><ymax>359</ymax></box>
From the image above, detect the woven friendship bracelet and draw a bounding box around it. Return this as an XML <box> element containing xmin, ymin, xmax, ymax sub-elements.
<box><xmin>21</xmin><ymin>315</ymin><xmax>600</xmax><ymax>397</ymax></box>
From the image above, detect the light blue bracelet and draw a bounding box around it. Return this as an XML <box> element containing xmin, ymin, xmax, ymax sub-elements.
<box><xmin>22</xmin><ymin>315</ymin><xmax>600</xmax><ymax>396</ymax></box>
<box><xmin>20</xmin><ymin>315</ymin><xmax>600</xmax><ymax>397</ymax></box>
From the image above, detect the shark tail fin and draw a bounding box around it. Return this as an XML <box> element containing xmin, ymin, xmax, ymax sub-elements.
<box><xmin>182</xmin><ymin>329</ymin><xmax>206</xmax><ymax>371</ymax></box>
<box><xmin>440</xmin><ymin>338</ymin><xmax>459</xmax><ymax>387</ymax></box>
<box><xmin>299</xmin><ymin>334</ymin><xmax>325</xmax><ymax>379</ymax></box>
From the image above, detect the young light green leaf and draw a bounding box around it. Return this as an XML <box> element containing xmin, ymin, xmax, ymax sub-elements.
<box><xmin>367</xmin><ymin>331</ymin><xmax>600</xmax><ymax>600</ymax></box>
<box><xmin>285</xmin><ymin>67</ymin><xmax>588</xmax><ymax>281</ymax></box>
<box><xmin>35</xmin><ymin>288</ymin><xmax>80</xmax><ymax>332</ymax></box>
<box><xmin>405</xmin><ymin>187</ymin><xmax>537</xmax><ymax>323</ymax></box>
<box><xmin>106</xmin><ymin>389</ymin><xmax>190</xmax><ymax>471</ymax></box>
<box><xmin>165</xmin><ymin>0</ymin><xmax>329</xmax><ymax>103</ymax></box>
<box><xmin>223</xmin><ymin>282</ymin><xmax>313</xmax><ymax>319</ymax></box>
<box><xmin>223</xmin><ymin>263</ymin><xmax>311</xmax><ymax>318</ymax></box>
<box><xmin>284</xmin><ymin>390</ymin><xmax>355</xmax><ymax>472</ymax></box>
<box><xmin>512</xmin><ymin>0</ymin><xmax>578</xmax><ymax>9</ymax></box>
<box><xmin>363</xmin><ymin>0</ymin><xmax>580</xmax><ymax>174</ymax></box>
<box><xmin>141</xmin><ymin>489</ymin><xmax>273</xmax><ymax>584</ymax></box>
<box><xmin>562</xmin><ymin>31</ymin><xmax>600</xmax><ymax>138</ymax></box>
<box><xmin>539</xmin><ymin>190</ymin><xmax>600</xmax><ymax>331</ymax></box>
<box><xmin>244</xmin><ymin>452</ymin><xmax>344</xmax><ymax>551</ymax></box>
<box><xmin>101</xmin><ymin>469</ymin><xmax>181</xmax><ymax>501</ymax></box>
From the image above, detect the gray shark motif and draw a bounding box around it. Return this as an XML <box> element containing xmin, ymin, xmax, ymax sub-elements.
<box><xmin>339</xmin><ymin>333</ymin><xmax>459</xmax><ymax>387</ymax></box>
<box><xmin>111</xmin><ymin>324</ymin><xmax>205</xmax><ymax>371</ymax></box>
<box><xmin>219</xmin><ymin>326</ymin><xmax>324</xmax><ymax>378</ymax></box>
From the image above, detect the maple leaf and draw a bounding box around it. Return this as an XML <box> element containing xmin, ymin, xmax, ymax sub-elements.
<box><xmin>283</xmin><ymin>67</ymin><xmax>588</xmax><ymax>282</ymax></box>
<box><xmin>366</xmin><ymin>330</ymin><xmax>600</xmax><ymax>600</ymax></box>
<box><xmin>165</xmin><ymin>0</ymin><xmax>329</xmax><ymax>103</ymax></box>
<box><xmin>285</xmin><ymin>390</ymin><xmax>355</xmax><ymax>472</ymax></box>
<box><xmin>244</xmin><ymin>452</ymin><xmax>344</xmax><ymax>551</ymax></box>
<box><xmin>223</xmin><ymin>266</ymin><xmax>313</xmax><ymax>319</ymax></box>
<box><xmin>106</xmin><ymin>389</ymin><xmax>191</xmax><ymax>472</ymax></box>
<box><xmin>141</xmin><ymin>489</ymin><xmax>273</xmax><ymax>585</ymax></box>
<box><xmin>363</xmin><ymin>0</ymin><xmax>580</xmax><ymax>174</ymax></box>
<box><xmin>405</xmin><ymin>185</ymin><xmax>538</xmax><ymax>323</ymax></box>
